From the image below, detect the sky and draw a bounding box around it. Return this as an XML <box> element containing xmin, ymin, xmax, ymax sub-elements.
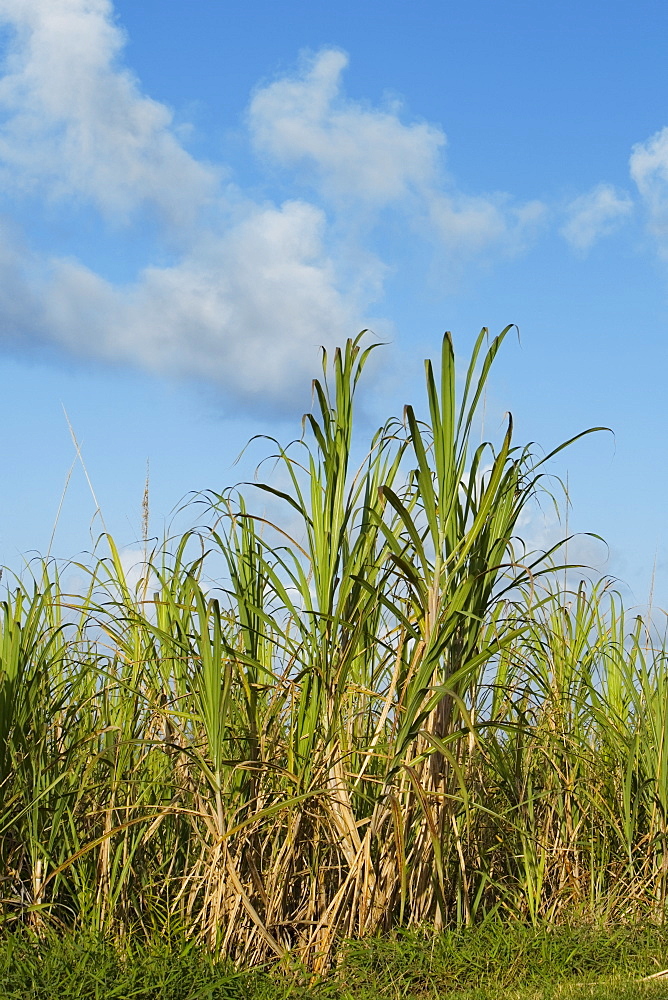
<box><xmin>0</xmin><ymin>0</ymin><xmax>667</xmax><ymax>611</ymax></box>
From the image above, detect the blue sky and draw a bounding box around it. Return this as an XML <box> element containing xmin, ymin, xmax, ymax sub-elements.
<box><xmin>0</xmin><ymin>0</ymin><xmax>667</xmax><ymax>610</ymax></box>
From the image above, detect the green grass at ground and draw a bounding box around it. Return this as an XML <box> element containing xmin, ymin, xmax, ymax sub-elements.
<box><xmin>0</xmin><ymin>932</ymin><xmax>242</xmax><ymax>999</ymax></box>
<box><xmin>329</xmin><ymin>923</ymin><xmax>668</xmax><ymax>999</ymax></box>
<box><xmin>2</xmin><ymin>924</ymin><xmax>668</xmax><ymax>1000</ymax></box>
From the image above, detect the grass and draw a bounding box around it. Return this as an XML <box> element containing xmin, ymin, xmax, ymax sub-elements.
<box><xmin>1</xmin><ymin>327</ymin><xmax>667</xmax><ymax>976</ymax></box>
<box><xmin>0</xmin><ymin>931</ymin><xmax>244</xmax><ymax>998</ymax></box>
<box><xmin>1</xmin><ymin>924</ymin><xmax>668</xmax><ymax>998</ymax></box>
<box><xmin>336</xmin><ymin>923</ymin><xmax>668</xmax><ymax>997</ymax></box>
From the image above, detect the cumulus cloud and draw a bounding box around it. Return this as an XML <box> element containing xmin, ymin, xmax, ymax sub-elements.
<box><xmin>0</xmin><ymin>0</ymin><xmax>217</xmax><ymax>229</ymax></box>
<box><xmin>561</xmin><ymin>184</ymin><xmax>633</xmax><ymax>252</ymax></box>
<box><xmin>0</xmin><ymin>2</ymin><xmax>376</xmax><ymax>407</ymax></box>
<box><xmin>118</xmin><ymin>546</ymin><xmax>150</xmax><ymax>594</ymax></box>
<box><xmin>249</xmin><ymin>49</ymin><xmax>445</xmax><ymax>205</ymax></box>
<box><xmin>428</xmin><ymin>193</ymin><xmax>546</xmax><ymax>257</ymax></box>
<box><xmin>630</xmin><ymin>126</ymin><xmax>668</xmax><ymax>254</ymax></box>
<box><xmin>515</xmin><ymin>498</ymin><xmax>609</xmax><ymax>586</ymax></box>
<box><xmin>50</xmin><ymin>201</ymin><xmax>362</xmax><ymax>401</ymax></box>
<box><xmin>0</xmin><ymin>5</ymin><xmax>550</xmax><ymax>408</ymax></box>
<box><xmin>249</xmin><ymin>49</ymin><xmax>546</xmax><ymax>257</ymax></box>
<box><xmin>0</xmin><ymin>202</ymin><xmax>364</xmax><ymax>405</ymax></box>
<box><xmin>427</xmin><ymin>193</ymin><xmax>504</xmax><ymax>253</ymax></box>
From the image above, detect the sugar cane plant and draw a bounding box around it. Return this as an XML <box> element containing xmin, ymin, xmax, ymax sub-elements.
<box><xmin>0</xmin><ymin>327</ymin><xmax>665</xmax><ymax>971</ymax></box>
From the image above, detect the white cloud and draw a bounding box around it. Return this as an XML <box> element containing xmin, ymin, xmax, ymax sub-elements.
<box><xmin>0</xmin><ymin>3</ymin><xmax>376</xmax><ymax>408</ymax></box>
<box><xmin>630</xmin><ymin>126</ymin><xmax>668</xmax><ymax>254</ymax></box>
<box><xmin>0</xmin><ymin>0</ymin><xmax>217</xmax><ymax>229</ymax></box>
<box><xmin>249</xmin><ymin>48</ymin><xmax>546</xmax><ymax>257</ymax></box>
<box><xmin>0</xmin><ymin>201</ymin><xmax>366</xmax><ymax>406</ymax></box>
<box><xmin>0</xmin><ymin>8</ymin><xmax>548</xmax><ymax>408</ymax></box>
<box><xmin>426</xmin><ymin>193</ymin><xmax>505</xmax><ymax>253</ymax></box>
<box><xmin>118</xmin><ymin>546</ymin><xmax>150</xmax><ymax>594</ymax></box>
<box><xmin>428</xmin><ymin>194</ymin><xmax>546</xmax><ymax>257</ymax></box>
<box><xmin>515</xmin><ymin>498</ymin><xmax>609</xmax><ymax>585</ymax></box>
<box><xmin>249</xmin><ymin>49</ymin><xmax>445</xmax><ymax>205</ymax></box>
<box><xmin>561</xmin><ymin>183</ymin><xmax>633</xmax><ymax>252</ymax></box>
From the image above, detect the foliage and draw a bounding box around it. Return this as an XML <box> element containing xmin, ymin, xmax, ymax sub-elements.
<box><xmin>2</xmin><ymin>924</ymin><xmax>668</xmax><ymax>999</ymax></box>
<box><xmin>0</xmin><ymin>328</ymin><xmax>665</xmax><ymax>973</ymax></box>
